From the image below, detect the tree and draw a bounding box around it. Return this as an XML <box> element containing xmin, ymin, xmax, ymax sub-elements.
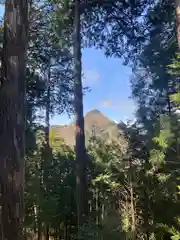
<box><xmin>0</xmin><ymin>0</ymin><xmax>29</xmax><ymax>239</ymax></box>
<box><xmin>25</xmin><ymin>129</ymin><xmax>76</xmax><ymax>240</ymax></box>
<box><xmin>26</xmin><ymin>2</ymin><xmax>75</xmax><ymax>239</ymax></box>
<box><xmin>74</xmin><ymin>0</ymin><xmax>88</xmax><ymax>232</ymax></box>
<box><xmin>131</xmin><ymin>0</ymin><xmax>176</xmax><ymax>133</ymax></box>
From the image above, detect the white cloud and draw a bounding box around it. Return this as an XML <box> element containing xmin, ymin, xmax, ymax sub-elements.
<box><xmin>99</xmin><ymin>99</ymin><xmax>122</xmax><ymax>110</ymax></box>
<box><xmin>99</xmin><ymin>98</ymin><xmax>136</xmax><ymax>113</ymax></box>
<box><xmin>99</xmin><ymin>100</ymin><xmax>113</xmax><ymax>108</ymax></box>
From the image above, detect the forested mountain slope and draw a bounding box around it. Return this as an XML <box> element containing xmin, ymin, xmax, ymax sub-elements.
<box><xmin>51</xmin><ymin>109</ymin><xmax>125</xmax><ymax>146</ymax></box>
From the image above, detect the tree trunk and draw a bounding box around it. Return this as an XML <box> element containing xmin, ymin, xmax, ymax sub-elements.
<box><xmin>129</xmin><ymin>159</ymin><xmax>136</xmax><ymax>240</ymax></box>
<box><xmin>0</xmin><ymin>0</ymin><xmax>28</xmax><ymax>239</ymax></box>
<box><xmin>37</xmin><ymin>214</ymin><xmax>42</xmax><ymax>240</ymax></box>
<box><xmin>45</xmin><ymin>61</ymin><xmax>51</xmax><ymax>147</ymax></box>
<box><xmin>73</xmin><ymin>0</ymin><xmax>88</xmax><ymax>233</ymax></box>
<box><xmin>43</xmin><ymin>61</ymin><xmax>51</xmax><ymax>240</ymax></box>
<box><xmin>175</xmin><ymin>0</ymin><xmax>180</xmax><ymax>48</ymax></box>
<box><xmin>130</xmin><ymin>182</ymin><xmax>136</xmax><ymax>239</ymax></box>
<box><xmin>95</xmin><ymin>187</ymin><xmax>99</xmax><ymax>226</ymax></box>
<box><xmin>45</xmin><ymin>225</ymin><xmax>49</xmax><ymax>240</ymax></box>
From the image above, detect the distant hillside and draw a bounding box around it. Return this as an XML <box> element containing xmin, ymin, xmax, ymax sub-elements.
<box><xmin>51</xmin><ymin>109</ymin><xmax>126</xmax><ymax>147</ymax></box>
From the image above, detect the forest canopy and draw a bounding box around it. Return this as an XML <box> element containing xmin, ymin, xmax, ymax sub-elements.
<box><xmin>0</xmin><ymin>0</ymin><xmax>179</xmax><ymax>240</ymax></box>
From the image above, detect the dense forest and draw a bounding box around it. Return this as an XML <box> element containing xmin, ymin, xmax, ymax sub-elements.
<box><xmin>0</xmin><ymin>0</ymin><xmax>180</xmax><ymax>239</ymax></box>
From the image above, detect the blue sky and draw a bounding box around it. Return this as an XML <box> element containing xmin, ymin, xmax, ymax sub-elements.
<box><xmin>51</xmin><ymin>48</ymin><xmax>136</xmax><ymax>125</ymax></box>
<box><xmin>0</xmin><ymin>6</ymin><xmax>136</xmax><ymax>125</ymax></box>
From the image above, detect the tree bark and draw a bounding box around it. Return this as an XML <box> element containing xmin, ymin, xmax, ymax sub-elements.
<box><xmin>73</xmin><ymin>0</ymin><xmax>88</xmax><ymax>233</ymax></box>
<box><xmin>45</xmin><ymin>225</ymin><xmax>49</xmax><ymax>240</ymax></box>
<box><xmin>175</xmin><ymin>0</ymin><xmax>180</xmax><ymax>49</ymax></box>
<box><xmin>0</xmin><ymin>0</ymin><xmax>28</xmax><ymax>239</ymax></box>
<box><xmin>44</xmin><ymin>61</ymin><xmax>51</xmax><ymax>240</ymax></box>
<box><xmin>37</xmin><ymin>213</ymin><xmax>42</xmax><ymax>240</ymax></box>
<box><xmin>45</xmin><ymin>61</ymin><xmax>51</xmax><ymax>147</ymax></box>
<box><xmin>129</xmin><ymin>159</ymin><xmax>136</xmax><ymax>240</ymax></box>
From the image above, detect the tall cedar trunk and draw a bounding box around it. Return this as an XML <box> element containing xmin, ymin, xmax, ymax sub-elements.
<box><xmin>44</xmin><ymin>61</ymin><xmax>51</xmax><ymax>240</ymax></box>
<box><xmin>37</xmin><ymin>62</ymin><xmax>51</xmax><ymax>240</ymax></box>
<box><xmin>95</xmin><ymin>187</ymin><xmax>99</xmax><ymax>226</ymax></box>
<box><xmin>0</xmin><ymin>0</ymin><xmax>28</xmax><ymax>239</ymax></box>
<box><xmin>37</xmin><ymin>61</ymin><xmax>51</xmax><ymax>240</ymax></box>
<box><xmin>37</xmin><ymin>216</ymin><xmax>42</xmax><ymax>240</ymax></box>
<box><xmin>142</xmin><ymin>173</ymin><xmax>150</xmax><ymax>240</ymax></box>
<box><xmin>45</xmin><ymin>226</ymin><xmax>49</xmax><ymax>240</ymax></box>
<box><xmin>73</xmin><ymin>0</ymin><xmax>88</xmax><ymax>231</ymax></box>
<box><xmin>45</xmin><ymin>62</ymin><xmax>51</xmax><ymax>147</ymax></box>
<box><xmin>129</xmin><ymin>159</ymin><xmax>136</xmax><ymax>239</ymax></box>
<box><xmin>175</xmin><ymin>0</ymin><xmax>180</xmax><ymax>48</ymax></box>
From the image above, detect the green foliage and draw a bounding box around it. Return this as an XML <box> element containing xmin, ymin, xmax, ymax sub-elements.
<box><xmin>149</xmin><ymin>149</ymin><xmax>165</xmax><ymax>166</ymax></box>
<box><xmin>170</xmin><ymin>93</ymin><xmax>180</xmax><ymax>105</ymax></box>
<box><xmin>22</xmin><ymin>0</ymin><xmax>180</xmax><ymax>240</ymax></box>
<box><xmin>25</xmin><ymin>131</ymin><xmax>76</xmax><ymax>238</ymax></box>
<box><xmin>168</xmin><ymin>53</ymin><xmax>180</xmax><ymax>107</ymax></box>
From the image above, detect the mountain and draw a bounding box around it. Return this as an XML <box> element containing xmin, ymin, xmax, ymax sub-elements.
<box><xmin>51</xmin><ymin>109</ymin><xmax>125</xmax><ymax>147</ymax></box>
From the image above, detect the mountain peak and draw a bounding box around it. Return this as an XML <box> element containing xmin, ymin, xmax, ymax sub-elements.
<box><xmin>85</xmin><ymin>109</ymin><xmax>103</xmax><ymax>116</ymax></box>
<box><xmin>84</xmin><ymin>109</ymin><xmax>114</xmax><ymax>129</ymax></box>
<box><xmin>51</xmin><ymin>109</ymin><xmax>122</xmax><ymax>146</ymax></box>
